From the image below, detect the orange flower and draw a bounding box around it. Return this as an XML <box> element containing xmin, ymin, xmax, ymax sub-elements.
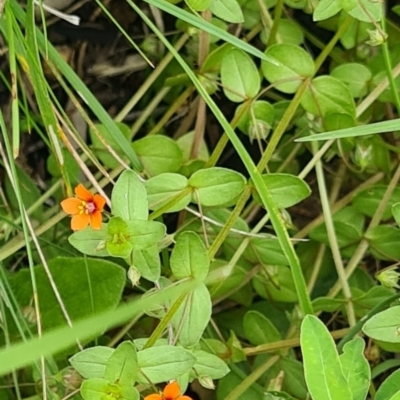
<box><xmin>61</xmin><ymin>184</ymin><xmax>106</xmax><ymax>231</ymax></box>
<box><xmin>144</xmin><ymin>381</ymin><xmax>192</xmax><ymax>400</ymax></box>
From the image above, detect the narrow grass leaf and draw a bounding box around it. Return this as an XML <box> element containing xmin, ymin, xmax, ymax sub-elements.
<box><xmin>297</xmin><ymin>118</ymin><xmax>400</xmax><ymax>142</ymax></box>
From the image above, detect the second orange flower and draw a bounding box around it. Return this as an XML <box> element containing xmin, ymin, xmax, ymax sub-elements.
<box><xmin>144</xmin><ymin>381</ymin><xmax>192</xmax><ymax>400</ymax></box>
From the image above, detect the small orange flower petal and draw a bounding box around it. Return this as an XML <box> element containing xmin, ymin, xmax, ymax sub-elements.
<box><xmin>93</xmin><ymin>193</ymin><xmax>106</xmax><ymax>211</ymax></box>
<box><xmin>61</xmin><ymin>198</ymin><xmax>82</xmax><ymax>215</ymax></box>
<box><xmin>163</xmin><ymin>382</ymin><xmax>180</xmax><ymax>399</ymax></box>
<box><xmin>71</xmin><ymin>214</ymin><xmax>90</xmax><ymax>231</ymax></box>
<box><xmin>177</xmin><ymin>396</ymin><xmax>193</xmax><ymax>400</ymax></box>
<box><xmin>75</xmin><ymin>184</ymin><xmax>93</xmax><ymax>202</ymax></box>
<box><xmin>144</xmin><ymin>395</ymin><xmax>163</xmax><ymax>400</ymax></box>
<box><xmin>90</xmin><ymin>210</ymin><xmax>103</xmax><ymax>230</ymax></box>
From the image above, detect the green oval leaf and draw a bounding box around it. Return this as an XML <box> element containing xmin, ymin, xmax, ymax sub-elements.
<box><xmin>126</xmin><ymin>220</ymin><xmax>166</xmax><ymax>251</ymax></box>
<box><xmin>301</xmin><ymin>315</ymin><xmax>353</xmax><ymax>400</ymax></box>
<box><xmin>221</xmin><ymin>48</ymin><xmax>260</xmax><ymax>102</ymax></box>
<box><xmin>172</xmin><ymin>283</ymin><xmax>212</xmax><ymax>347</ymax></box>
<box><xmin>112</xmin><ymin>170</ymin><xmax>148</xmax><ymax>221</ymax></box>
<box><xmin>339</xmin><ymin>338</ymin><xmax>370</xmax><ymax>400</ymax></box>
<box><xmin>363</xmin><ymin>306</ymin><xmax>400</xmax><ymax>343</ymax></box>
<box><xmin>376</xmin><ymin>369</ymin><xmax>400</xmax><ymax>400</ymax></box>
<box><xmin>252</xmin><ymin>173</ymin><xmax>311</xmax><ymax>209</ymax></box>
<box><xmin>189</xmin><ymin>167</ymin><xmax>246</xmax><ymax>207</ymax></box>
<box><xmin>301</xmin><ymin>76</ymin><xmax>356</xmax><ymax>117</ymax></box>
<box><xmin>331</xmin><ymin>63</ymin><xmax>372</xmax><ymax>98</ymax></box>
<box><xmin>210</xmin><ymin>0</ymin><xmax>244</xmax><ymax>23</ymax></box>
<box><xmin>69</xmin><ymin>346</ymin><xmax>114</xmax><ymax>379</ymax></box>
<box><xmin>132</xmin><ymin>245</ymin><xmax>161</xmax><ymax>282</ymax></box>
<box><xmin>170</xmin><ymin>231</ymin><xmax>209</xmax><ymax>281</ymax></box>
<box><xmin>262</xmin><ymin>44</ymin><xmax>314</xmax><ymax>94</ymax></box>
<box><xmin>104</xmin><ymin>341</ymin><xmax>138</xmax><ymax>386</ymax></box>
<box><xmin>145</xmin><ymin>173</ymin><xmax>191</xmax><ymax>213</ymax></box>
<box><xmin>132</xmin><ymin>135</ymin><xmax>183</xmax><ymax>176</ymax></box>
<box><xmin>137</xmin><ymin>345</ymin><xmax>196</xmax><ymax>383</ymax></box>
<box><xmin>313</xmin><ymin>0</ymin><xmax>341</xmax><ymax>21</ymax></box>
<box><xmin>69</xmin><ymin>226</ymin><xmax>109</xmax><ymax>257</ymax></box>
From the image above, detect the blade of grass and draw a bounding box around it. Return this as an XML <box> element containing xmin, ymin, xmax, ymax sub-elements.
<box><xmin>297</xmin><ymin>118</ymin><xmax>400</xmax><ymax>142</ymax></box>
<box><xmin>144</xmin><ymin>0</ymin><xmax>279</xmax><ymax>65</ymax></box>
<box><xmin>0</xmin><ymin>280</ymin><xmax>197</xmax><ymax>376</ymax></box>
<box><xmin>7</xmin><ymin>0</ymin><xmax>143</xmax><ymax>171</ymax></box>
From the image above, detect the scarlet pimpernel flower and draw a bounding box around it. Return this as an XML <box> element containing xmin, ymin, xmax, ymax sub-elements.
<box><xmin>144</xmin><ymin>381</ymin><xmax>192</xmax><ymax>400</ymax></box>
<box><xmin>61</xmin><ymin>184</ymin><xmax>106</xmax><ymax>231</ymax></box>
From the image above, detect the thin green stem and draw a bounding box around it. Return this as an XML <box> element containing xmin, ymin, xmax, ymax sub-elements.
<box><xmin>267</xmin><ymin>0</ymin><xmax>283</xmax><ymax>47</ymax></box>
<box><xmin>381</xmin><ymin>14</ymin><xmax>400</xmax><ymax>115</ymax></box>
<box><xmin>311</xmin><ymin>140</ymin><xmax>356</xmax><ymax>326</ymax></box>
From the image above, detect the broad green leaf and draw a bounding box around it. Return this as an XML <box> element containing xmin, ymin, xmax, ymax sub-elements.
<box><xmin>284</xmin><ymin>0</ymin><xmax>306</xmax><ymax>8</ymax></box>
<box><xmin>331</xmin><ymin>63</ymin><xmax>372</xmax><ymax>98</ymax></box>
<box><xmin>186</xmin><ymin>0</ymin><xmax>212</xmax><ymax>11</ymax></box>
<box><xmin>339</xmin><ymin>338</ymin><xmax>370</xmax><ymax>400</ymax></box>
<box><xmin>81</xmin><ymin>378</ymin><xmax>110</xmax><ymax>400</ymax></box>
<box><xmin>191</xmin><ymin>350</ymin><xmax>230</xmax><ymax>379</ymax></box>
<box><xmin>189</xmin><ymin>167</ymin><xmax>246</xmax><ymax>207</ymax></box>
<box><xmin>8</xmin><ymin>257</ymin><xmax>126</xmax><ymax>331</ymax></box>
<box><xmin>171</xmin><ymin>231</ymin><xmax>209</xmax><ymax>281</ymax></box>
<box><xmin>365</xmin><ymin>226</ymin><xmax>400</xmax><ymax>261</ymax></box>
<box><xmin>261</xmin><ymin>19</ymin><xmax>304</xmax><ymax>46</ymax></box>
<box><xmin>132</xmin><ymin>135</ymin><xmax>183</xmax><ymax>176</ymax></box>
<box><xmin>243</xmin><ymin>311</ymin><xmax>281</xmax><ymax>346</ymax></box>
<box><xmin>145</xmin><ymin>173</ymin><xmax>191</xmax><ymax>213</ymax></box>
<box><xmin>262</xmin><ymin>44</ymin><xmax>314</xmax><ymax>94</ymax></box>
<box><xmin>210</xmin><ymin>0</ymin><xmax>244</xmax><ymax>23</ymax></box>
<box><xmin>252</xmin><ymin>266</ymin><xmax>297</xmax><ymax>303</ymax></box>
<box><xmin>301</xmin><ymin>76</ymin><xmax>356</xmax><ymax>117</ymax></box>
<box><xmin>104</xmin><ymin>341</ymin><xmax>138</xmax><ymax>386</ymax></box>
<box><xmin>220</xmin><ymin>48</ymin><xmax>260</xmax><ymax>102</ymax></box>
<box><xmin>301</xmin><ymin>315</ymin><xmax>352</xmax><ymax>400</ymax></box>
<box><xmin>340</xmin><ymin>15</ymin><xmax>371</xmax><ymax>49</ymax></box>
<box><xmin>352</xmin><ymin>185</ymin><xmax>400</xmax><ymax>221</ymax></box>
<box><xmin>313</xmin><ymin>0</ymin><xmax>342</xmax><ymax>21</ymax></box>
<box><xmin>132</xmin><ymin>245</ymin><xmax>161</xmax><ymax>282</ymax></box>
<box><xmin>376</xmin><ymin>370</ymin><xmax>400</xmax><ymax>400</ymax></box>
<box><xmin>90</xmin><ymin>123</ymin><xmax>131</xmax><ymax>169</ymax></box>
<box><xmin>310</xmin><ymin>207</ymin><xmax>364</xmax><ymax>256</ymax></box>
<box><xmin>111</xmin><ymin>170</ymin><xmax>148</xmax><ymax>221</ymax></box>
<box><xmin>312</xmin><ymin>297</ymin><xmax>346</xmax><ymax>313</ymax></box>
<box><xmin>172</xmin><ymin>283</ymin><xmax>212</xmax><ymax>347</ymax></box>
<box><xmin>176</xmin><ymin>131</ymin><xmax>209</xmax><ymax>163</ymax></box>
<box><xmin>342</xmin><ymin>0</ymin><xmax>382</xmax><ymax>22</ymax></box>
<box><xmin>69</xmin><ymin>226</ymin><xmax>109</xmax><ymax>257</ymax></box>
<box><xmin>69</xmin><ymin>347</ymin><xmax>114</xmax><ymax>379</ymax></box>
<box><xmin>363</xmin><ymin>306</ymin><xmax>400</xmax><ymax>343</ymax></box>
<box><xmin>126</xmin><ymin>220</ymin><xmax>166</xmax><ymax>251</ymax></box>
<box><xmin>137</xmin><ymin>345</ymin><xmax>196</xmax><ymax>383</ymax></box>
<box><xmin>392</xmin><ymin>202</ymin><xmax>400</xmax><ymax>227</ymax></box>
<box><xmin>245</xmin><ymin>236</ymin><xmax>288</xmax><ymax>266</ymax></box>
<box><xmin>252</xmin><ymin>173</ymin><xmax>311</xmax><ymax>209</ymax></box>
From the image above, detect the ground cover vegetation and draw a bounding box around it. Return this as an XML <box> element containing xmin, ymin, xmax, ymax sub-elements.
<box><xmin>1</xmin><ymin>0</ymin><xmax>400</xmax><ymax>399</ymax></box>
